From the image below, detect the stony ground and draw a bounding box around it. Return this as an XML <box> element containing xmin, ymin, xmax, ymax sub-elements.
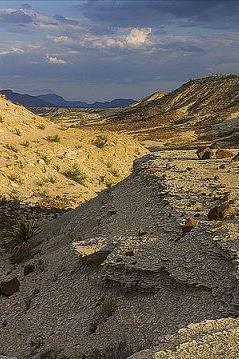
<box><xmin>1</xmin><ymin>148</ymin><xmax>239</xmax><ymax>358</ymax></box>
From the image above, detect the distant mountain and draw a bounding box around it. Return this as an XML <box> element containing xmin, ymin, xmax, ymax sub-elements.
<box><xmin>0</xmin><ymin>89</ymin><xmax>54</xmax><ymax>108</ymax></box>
<box><xmin>0</xmin><ymin>89</ymin><xmax>136</xmax><ymax>109</ymax></box>
<box><xmin>37</xmin><ymin>94</ymin><xmax>136</xmax><ymax>108</ymax></box>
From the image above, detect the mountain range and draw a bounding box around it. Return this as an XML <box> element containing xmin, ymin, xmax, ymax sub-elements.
<box><xmin>0</xmin><ymin>89</ymin><xmax>136</xmax><ymax>109</ymax></box>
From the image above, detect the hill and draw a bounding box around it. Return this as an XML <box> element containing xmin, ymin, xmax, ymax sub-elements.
<box><xmin>0</xmin><ymin>89</ymin><xmax>136</xmax><ymax>109</ymax></box>
<box><xmin>87</xmin><ymin>74</ymin><xmax>239</xmax><ymax>148</ymax></box>
<box><xmin>0</xmin><ymin>94</ymin><xmax>146</xmax><ymax>208</ymax></box>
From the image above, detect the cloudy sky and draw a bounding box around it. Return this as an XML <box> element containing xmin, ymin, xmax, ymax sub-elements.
<box><xmin>0</xmin><ymin>0</ymin><xmax>238</xmax><ymax>101</ymax></box>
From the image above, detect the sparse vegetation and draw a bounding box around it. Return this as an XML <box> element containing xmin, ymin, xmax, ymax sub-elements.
<box><xmin>46</xmin><ymin>134</ymin><xmax>61</xmax><ymax>143</ymax></box>
<box><xmin>4</xmin><ymin>143</ymin><xmax>18</xmax><ymax>152</ymax></box>
<box><xmin>8</xmin><ymin>174</ymin><xmax>22</xmax><ymax>184</ymax></box>
<box><xmin>37</xmin><ymin>124</ymin><xmax>46</xmax><ymax>130</ymax></box>
<box><xmin>13</xmin><ymin>127</ymin><xmax>21</xmax><ymax>136</ymax></box>
<box><xmin>63</xmin><ymin>164</ymin><xmax>86</xmax><ymax>185</ymax></box>
<box><xmin>20</xmin><ymin>140</ymin><xmax>30</xmax><ymax>147</ymax></box>
<box><xmin>92</xmin><ymin>135</ymin><xmax>108</xmax><ymax>149</ymax></box>
<box><xmin>45</xmin><ymin>175</ymin><xmax>57</xmax><ymax>184</ymax></box>
<box><xmin>9</xmin><ymin>221</ymin><xmax>40</xmax><ymax>263</ymax></box>
<box><xmin>39</xmin><ymin>153</ymin><xmax>50</xmax><ymax>164</ymax></box>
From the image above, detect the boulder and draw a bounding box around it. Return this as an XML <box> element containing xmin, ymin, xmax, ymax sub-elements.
<box><xmin>0</xmin><ymin>277</ymin><xmax>20</xmax><ymax>296</ymax></box>
<box><xmin>196</xmin><ymin>146</ymin><xmax>214</xmax><ymax>160</ymax></box>
<box><xmin>182</xmin><ymin>217</ymin><xmax>198</xmax><ymax>233</ymax></box>
<box><xmin>24</xmin><ymin>264</ymin><xmax>35</xmax><ymax>276</ymax></box>
<box><xmin>232</xmin><ymin>152</ymin><xmax>239</xmax><ymax>161</ymax></box>
<box><xmin>215</xmin><ymin>149</ymin><xmax>234</xmax><ymax>159</ymax></box>
<box><xmin>207</xmin><ymin>202</ymin><xmax>231</xmax><ymax>221</ymax></box>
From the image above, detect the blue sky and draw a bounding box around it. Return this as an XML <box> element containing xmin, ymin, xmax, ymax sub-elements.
<box><xmin>0</xmin><ymin>0</ymin><xmax>238</xmax><ymax>101</ymax></box>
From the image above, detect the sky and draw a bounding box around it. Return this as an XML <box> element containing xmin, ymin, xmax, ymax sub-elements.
<box><xmin>0</xmin><ymin>0</ymin><xmax>238</xmax><ymax>101</ymax></box>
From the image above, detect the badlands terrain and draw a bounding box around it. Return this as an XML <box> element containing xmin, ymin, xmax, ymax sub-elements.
<box><xmin>0</xmin><ymin>74</ymin><xmax>239</xmax><ymax>359</ymax></box>
<box><xmin>36</xmin><ymin>74</ymin><xmax>239</xmax><ymax>149</ymax></box>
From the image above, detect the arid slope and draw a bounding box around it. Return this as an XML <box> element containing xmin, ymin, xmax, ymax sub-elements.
<box><xmin>0</xmin><ymin>95</ymin><xmax>146</xmax><ymax>208</ymax></box>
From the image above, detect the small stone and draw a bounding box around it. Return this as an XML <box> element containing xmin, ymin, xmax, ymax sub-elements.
<box><xmin>24</xmin><ymin>264</ymin><xmax>35</xmax><ymax>276</ymax></box>
<box><xmin>0</xmin><ymin>277</ymin><xmax>20</xmax><ymax>297</ymax></box>
<box><xmin>182</xmin><ymin>217</ymin><xmax>198</xmax><ymax>233</ymax></box>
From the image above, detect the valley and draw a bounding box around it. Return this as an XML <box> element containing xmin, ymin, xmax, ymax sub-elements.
<box><xmin>0</xmin><ymin>74</ymin><xmax>239</xmax><ymax>359</ymax></box>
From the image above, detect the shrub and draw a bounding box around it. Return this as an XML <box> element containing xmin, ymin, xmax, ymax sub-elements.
<box><xmin>9</xmin><ymin>221</ymin><xmax>40</xmax><ymax>263</ymax></box>
<box><xmin>38</xmin><ymin>153</ymin><xmax>50</xmax><ymax>164</ymax></box>
<box><xmin>8</xmin><ymin>174</ymin><xmax>22</xmax><ymax>184</ymax></box>
<box><xmin>20</xmin><ymin>140</ymin><xmax>30</xmax><ymax>147</ymax></box>
<box><xmin>45</xmin><ymin>175</ymin><xmax>57</xmax><ymax>184</ymax></box>
<box><xmin>37</xmin><ymin>124</ymin><xmax>46</xmax><ymax>130</ymax></box>
<box><xmin>4</xmin><ymin>144</ymin><xmax>18</xmax><ymax>153</ymax></box>
<box><xmin>13</xmin><ymin>128</ymin><xmax>21</xmax><ymax>136</ymax></box>
<box><xmin>92</xmin><ymin>135</ymin><xmax>108</xmax><ymax>149</ymax></box>
<box><xmin>64</xmin><ymin>164</ymin><xmax>86</xmax><ymax>185</ymax></box>
<box><xmin>46</xmin><ymin>134</ymin><xmax>61</xmax><ymax>143</ymax></box>
<box><xmin>0</xmin><ymin>115</ymin><xmax>4</xmax><ymax>123</ymax></box>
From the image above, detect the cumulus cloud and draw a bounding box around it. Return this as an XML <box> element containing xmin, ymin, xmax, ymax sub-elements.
<box><xmin>81</xmin><ymin>27</ymin><xmax>152</xmax><ymax>49</ymax></box>
<box><xmin>46</xmin><ymin>55</ymin><xmax>67</xmax><ymax>65</ymax></box>
<box><xmin>126</xmin><ymin>28</ymin><xmax>151</xmax><ymax>46</ymax></box>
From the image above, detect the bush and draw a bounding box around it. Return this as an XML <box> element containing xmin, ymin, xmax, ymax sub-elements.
<box><xmin>64</xmin><ymin>164</ymin><xmax>86</xmax><ymax>185</ymax></box>
<box><xmin>46</xmin><ymin>134</ymin><xmax>61</xmax><ymax>143</ymax></box>
<box><xmin>4</xmin><ymin>143</ymin><xmax>18</xmax><ymax>152</ymax></box>
<box><xmin>9</xmin><ymin>221</ymin><xmax>40</xmax><ymax>263</ymax></box>
<box><xmin>92</xmin><ymin>135</ymin><xmax>108</xmax><ymax>149</ymax></box>
<box><xmin>20</xmin><ymin>140</ymin><xmax>30</xmax><ymax>147</ymax></box>
<box><xmin>13</xmin><ymin>128</ymin><xmax>21</xmax><ymax>136</ymax></box>
<box><xmin>8</xmin><ymin>174</ymin><xmax>22</xmax><ymax>184</ymax></box>
<box><xmin>37</xmin><ymin>124</ymin><xmax>46</xmax><ymax>130</ymax></box>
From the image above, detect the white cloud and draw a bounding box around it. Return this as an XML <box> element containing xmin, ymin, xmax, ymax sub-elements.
<box><xmin>46</xmin><ymin>55</ymin><xmax>67</xmax><ymax>65</ymax></box>
<box><xmin>0</xmin><ymin>47</ymin><xmax>24</xmax><ymax>56</ymax></box>
<box><xmin>126</xmin><ymin>28</ymin><xmax>151</xmax><ymax>46</ymax></box>
<box><xmin>48</xmin><ymin>35</ymin><xmax>74</xmax><ymax>44</ymax></box>
<box><xmin>81</xmin><ymin>27</ymin><xmax>152</xmax><ymax>49</ymax></box>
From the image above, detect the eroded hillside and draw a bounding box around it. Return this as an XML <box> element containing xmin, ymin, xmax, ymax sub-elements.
<box><xmin>33</xmin><ymin>75</ymin><xmax>239</xmax><ymax>149</ymax></box>
<box><xmin>0</xmin><ymin>95</ymin><xmax>146</xmax><ymax>208</ymax></box>
<box><xmin>1</xmin><ymin>147</ymin><xmax>239</xmax><ymax>358</ymax></box>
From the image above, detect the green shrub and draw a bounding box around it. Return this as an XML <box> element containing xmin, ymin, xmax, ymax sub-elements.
<box><xmin>13</xmin><ymin>128</ymin><xmax>21</xmax><ymax>136</ymax></box>
<box><xmin>9</xmin><ymin>221</ymin><xmax>40</xmax><ymax>263</ymax></box>
<box><xmin>64</xmin><ymin>164</ymin><xmax>86</xmax><ymax>185</ymax></box>
<box><xmin>37</xmin><ymin>124</ymin><xmax>46</xmax><ymax>130</ymax></box>
<box><xmin>20</xmin><ymin>140</ymin><xmax>30</xmax><ymax>147</ymax></box>
<box><xmin>45</xmin><ymin>175</ymin><xmax>57</xmax><ymax>184</ymax></box>
<box><xmin>46</xmin><ymin>134</ymin><xmax>61</xmax><ymax>143</ymax></box>
<box><xmin>8</xmin><ymin>174</ymin><xmax>22</xmax><ymax>184</ymax></box>
<box><xmin>92</xmin><ymin>135</ymin><xmax>108</xmax><ymax>149</ymax></box>
<box><xmin>4</xmin><ymin>143</ymin><xmax>18</xmax><ymax>152</ymax></box>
